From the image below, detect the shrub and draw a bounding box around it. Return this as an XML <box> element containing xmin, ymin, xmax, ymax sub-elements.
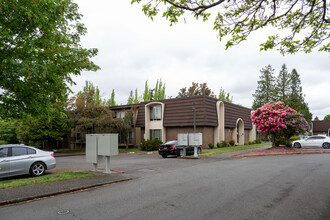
<box><xmin>220</xmin><ymin>140</ymin><xmax>229</xmax><ymax>147</ymax></box>
<box><xmin>255</xmin><ymin>139</ymin><xmax>262</xmax><ymax>144</ymax></box>
<box><xmin>208</xmin><ymin>143</ymin><xmax>214</xmax><ymax>149</ymax></box>
<box><xmin>229</xmin><ymin>139</ymin><xmax>235</xmax><ymax>146</ymax></box>
<box><xmin>0</xmin><ymin>140</ymin><xmax>7</xmax><ymax>145</ymax></box>
<box><xmin>234</xmin><ymin>142</ymin><xmax>239</xmax><ymax>146</ymax></box>
<box><xmin>247</xmin><ymin>140</ymin><xmax>253</xmax><ymax>145</ymax></box>
<box><xmin>251</xmin><ymin>102</ymin><xmax>309</xmax><ymax>147</ymax></box>
<box><xmin>216</xmin><ymin>142</ymin><xmax>221</xmax><ymax>148</ymax></box>
<box><xmin>140</xmin><ymin>139</ymin><xmax>163</xmax><ymax>151</ymax></box>
<box><xmin>290</xmin><ymin>136</ymin><xmax>300</xmax><ymax>142</ymax></box>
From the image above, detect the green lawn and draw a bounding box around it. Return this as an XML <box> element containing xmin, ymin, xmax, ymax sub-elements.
<box><xmin>200</xmin><ymin>142</ymin><xmax>271</xmax><ymax>156</ymax></box>
<box><xmin>0</xmin><ymin>172</ymin><xmax>96</xmax><ymax>189</ymax></box>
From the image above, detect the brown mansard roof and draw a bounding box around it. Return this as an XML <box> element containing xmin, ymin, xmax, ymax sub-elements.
<box><xmin>135</xmin><ymin>96</ymin><xmax>252</xmax><ymax>129</ymax></box>
<box><xmin>312</xmin><ymin>120</ymin><xmax>330</xmax><ymax>132</ymax></box>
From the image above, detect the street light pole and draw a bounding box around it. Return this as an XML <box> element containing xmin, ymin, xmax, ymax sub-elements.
<box><xmin>192</xmin><ymin>107</ymin><xmax>196</xmax><ymax>133</ymax></box>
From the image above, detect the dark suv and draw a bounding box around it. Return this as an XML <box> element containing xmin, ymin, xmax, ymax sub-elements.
<box><xmin>158</xmin><ymin>140</ymin><xmax>201</xmax><ymax>158</ymax></box>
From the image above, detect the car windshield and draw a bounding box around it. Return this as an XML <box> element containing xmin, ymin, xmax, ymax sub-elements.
<box><xmin>164</xmin><ymin>140</ymin><xmax>177</xmax><ymax>145</ymax></box>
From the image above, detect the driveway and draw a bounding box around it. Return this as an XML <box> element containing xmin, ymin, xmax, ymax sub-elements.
<box><xmin>1</xmin><ymin>153</ymin><xmax>330</xmax><ymax>219</ymax></box>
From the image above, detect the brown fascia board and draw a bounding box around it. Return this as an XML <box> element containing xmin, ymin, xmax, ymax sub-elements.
<box><xmin>108</xmin><ymin>104</ymin><xmax>139</xmax><ymax>111</ymax></box>
<box><xmin>312</xmin><ymin>120</ymin><xmax>330</xmax><ymax>132</ymax></box>
<box><xmin>135</xmin><ymin>96</ymin><xmax>253</xmax><ymax>129</ymax></box>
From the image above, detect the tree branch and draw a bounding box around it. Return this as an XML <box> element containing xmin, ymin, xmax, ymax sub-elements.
<box><xmin>163</xmin><ymin>0</ymin><xmax>226</xmax><ymax>13</ymax></box>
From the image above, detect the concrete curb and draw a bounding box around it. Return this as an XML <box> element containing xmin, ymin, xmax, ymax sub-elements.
<box><xmin>233</xmin><ymin>150</ymin><xmax>330</xmax><ymax>158</ymax></box>
<box><xmin>0</xmin><ymin>177</ymin><xmax>131</xmax><ymax>207</ymax></box>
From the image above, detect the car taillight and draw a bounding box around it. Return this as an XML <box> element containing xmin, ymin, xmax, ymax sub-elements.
<box><xmin>158</xmin><ymin>146</ymin><xmax>162</xmax><ymax>149</ymax></box>
<box><xmin>169</xmin><ymin>145</ymin><xmax>176</xmax><ymax>149</ymax></box>
<box><xmin>51</xmin><ymin>153</ymin><xmax>54</xmax><ymax>158</ymax></box>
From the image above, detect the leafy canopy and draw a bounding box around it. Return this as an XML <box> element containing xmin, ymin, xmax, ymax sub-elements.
<box><xmin>0</xmin><ymin>0</ymin><xmax>99</xmax><ymax>119</ymax></box>
<box><xmin>131</xmin><ymin>0</ymin><xmax>330</xmax><ymax>54</ymax></box>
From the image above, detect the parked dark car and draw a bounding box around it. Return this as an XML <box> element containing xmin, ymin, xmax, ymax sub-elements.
<box><xmin>158</xmin><ymin>140</ymin><xmax>202</xmax><ymax>158</ymax></box>
<box><xmin>0</xmin><ymin>144</ymin><xmax>56</xmax><ymax>178</ymax></box>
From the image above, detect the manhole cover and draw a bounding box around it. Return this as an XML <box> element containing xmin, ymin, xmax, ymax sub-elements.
<box><xmin>57</xmin><ymin>210</ymin><xmax>70</xmax><ymax>215</ymax></box>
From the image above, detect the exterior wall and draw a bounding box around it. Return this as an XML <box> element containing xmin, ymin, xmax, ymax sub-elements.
<box><xmin>134</xmin><ymin>127</ymin><xmax>141</xmax><ymax>146</ymax></box>
<box><xmin>165</xmin><ymin>127</ymin><xmax>214</xmax><ymax>149</ymax></box>
<box><xmin>225</xmin><ymin>128</ymin><xmax>233</xmax><ymax>142</ymax></box>
<box><xmin>244</xmin><ymin>130</ymin><xmax>250</xmax><ymax>144</ymax></box>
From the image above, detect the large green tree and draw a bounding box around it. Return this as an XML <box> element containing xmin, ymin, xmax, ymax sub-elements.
<box><xmin>218</xmin><ymin>87</ymin><xmax>233</xmax><ymax>103</ymax></box>
<box><xmin>324</xmin><ymin>115</ymin><xmax>330</xmax><ymax>120</ymax></box>
<box><xmin>252</xmin><ymin>65</ymin><xmax>276</xmax><ymax>109</ymax></box>
<box><xmin>177</xmin><ymin>82</ymin><xmax>215</xmax><ymax>98</ymax></box>
<box><xmin>68</xmin><ymin>82</ymin><xmax>114</xmax><ymax>135</ymax></box>
<box><xmin>132</xmin><ymin>0</ymin><xmax>330</xmax><ymax>54</ymax></box>
<box><xmin>253</xmin><ymin>65</ymin><xmax>312</xmax><ymax>121</ymax></box>
<box><xmin>143</xmin><ymin>81</ymin><xmax>151</xmax><ymax>101</ymax></box>
<box><xmin>0</xmin><ymin>119</ymin><xmax>19</xmax><ymax>144</ymax></box>
<box><xmin>17</xmin><ymin>110</ymin><xmax>71</xmax><ymax>149</ymax></box>
<box><xmin>286</xmin><ymin>68</ymin><xmax>312</xmax><ymax>121</ymax></box>
<box><xmin>0</xmin><ymin>0</ymin><xmax>99</xmax><ymax>119</ymax></box>
<box><xmin>153</xmin><ymin>79</ymin><xmax>166</xmax><ymax>100</ymax></box>
<box><xmin>127</xmin><ymin>90</ymin><xmax>134</xmax><ymax>105</ymax></box>
<box><xmin>274</xmin><ymin>64</ymin><xmax>291</xmax><ymax>102</ymax></box>
<box><xmin>143</xmin><ymin>79</ymin><xmax>166</xmax><ymax>101</ymax></box>
<box><xmin>108</xmin><ymin>89</ymin><xmax>117</xmax><ymax>107</ymax></box>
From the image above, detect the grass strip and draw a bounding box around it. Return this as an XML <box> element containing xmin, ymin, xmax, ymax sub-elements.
<box><xmin>201</xmin><ymin>142</ymin><xmax>272</xmax><ymax>156</ymax></box>
<box><xmin>0</xmin><ymin>172</ymin><xmax>96</xmax><ymax>189</ymax></box>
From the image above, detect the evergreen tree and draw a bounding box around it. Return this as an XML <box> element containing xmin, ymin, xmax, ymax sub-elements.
<box><xmin>127</xmin><ymin>90</ymin><xmax>134</xmax><ymax>105</ymax></box>
<box><xmin>109</xmin><ymin>89</ymin><xmax>116</xmax><ymax>106</ymax></box>
<box><xmin>324</xmin><ymin>115</ymin><xmax>330</xmax><ymax>120</ymax></box>
<box><xmin>218</xmin><ymin>87</ymin><xmax>233</xmax><ymax>103</ymax></box>
<box><xmin>275</xmin><ymin>64</ymin><xmax>290</xmax><ymax>102</ymax></box>
<box><xmin>252</xmin><ymin>65</ymin><xmax>276</xmax><ymax>109</ymax></box>
<box><xmin>133</xmin><ymin>89</ymin><xmax>140</xmax><ymax>104</ymax></box>
<box><xmin>77</xmin><ymin>81</ymin><xmax>102</xmax><ymax>106</ymax></box>
<box><xmin>143</xmin><ymin>81</ymin><xmax>151</xmax><ymax>101</ymax></box>
<box><xmin>154</xmin><ymin>79</ymin><xmax>166</xmax><ymax>100</ymax></box>
<box><xmin>314</xmin><ymin>116</ymin><xmax>320</xmax><ymax>121</ymax></box>
<box><xmin>286</xmin><ymin>69</ymin><xmax>312</xmax><ymax>121</ymax></box>
<box><xmin>177</xmin><ymin>82</ymin><xmax>215</xmax><ymax>98</ymax></box>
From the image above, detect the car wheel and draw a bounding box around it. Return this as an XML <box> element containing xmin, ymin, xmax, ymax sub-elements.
<box><xmin>30</xmin><ymin>162</ymin><xmax>46</xmax><ymax>176</ymax></box>
<box><xmin>293</xmin><ymin>142</ymin><xmax>301</xmax><ymax>148</ymax></box>
<box><xmin>197</xmin><ymin>147</ymin><xmax>202</xmax><ymax>154</ymax></box>
<box><xmin>322</xmin><ymin>142</ymin><xmax>330</xmax><ymax>149</ymax></box>
<box><xmin>162</xmin><ymin>155</ymin><xmax>168</xmax><ymax>158</ymax></box>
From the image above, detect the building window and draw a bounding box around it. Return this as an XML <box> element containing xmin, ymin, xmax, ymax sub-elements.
<box><xmin>115</xmin><ymin>111</ymin><xmax>126</xmax><ymax>119</ymax></box>
<box><xmin>150</xmin><ymin>106</ymin><xmax>161</xmax><ymax>121</ymax></box>
<box><xmin>118</xmin><ymin>132</ymin><xmax>133</xmax><ymax>145</ymax></box>
<box><xmin>150</xmin><ymin>129</ymin><xmax>162</xmax><ymax>140</ymax></box>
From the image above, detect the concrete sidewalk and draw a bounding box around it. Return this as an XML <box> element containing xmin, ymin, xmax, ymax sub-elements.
<box><xmin>0</xmin><ymin>171</ymin><xmax>131</xmax><ymax>207</ymax></box>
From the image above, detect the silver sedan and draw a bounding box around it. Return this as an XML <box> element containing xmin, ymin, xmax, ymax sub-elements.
<box><xmin>0</xmin><ymin>144</ymin><xmax>56</xmax><ymax>178</ymax></box>
<box><xmin>292</xmin><ymin>136</ymin><xmax>330</xmax><ymax>149</ymax></box>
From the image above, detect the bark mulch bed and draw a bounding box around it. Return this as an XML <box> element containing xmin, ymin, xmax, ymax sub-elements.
<box><xmin>233</xmin><ymin>146</ymin><xmax>330</xmax><ymax>158</ymax></box>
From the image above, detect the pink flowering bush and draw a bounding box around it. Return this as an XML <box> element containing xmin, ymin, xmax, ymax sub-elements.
<box><xmin>251</xmin><ymin>102</ymin><xmax>309</xmax><ymax>147</ymax></box>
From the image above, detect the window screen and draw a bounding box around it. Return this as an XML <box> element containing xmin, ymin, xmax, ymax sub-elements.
<box><xmin>150</xmin><ymin>106</ymin><xmax>161</xmax><ymax>120</ymax></box>
<box><xmin>150</xmin><ymin>129</ymin><xmax>162</xmax><ymax>140</ymax></box>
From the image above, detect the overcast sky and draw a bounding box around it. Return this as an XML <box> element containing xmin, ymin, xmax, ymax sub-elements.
<box><xmin>71</xmin><ymin>1</ymin><xmax>330</xmax><ymax>120</ymax></box>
